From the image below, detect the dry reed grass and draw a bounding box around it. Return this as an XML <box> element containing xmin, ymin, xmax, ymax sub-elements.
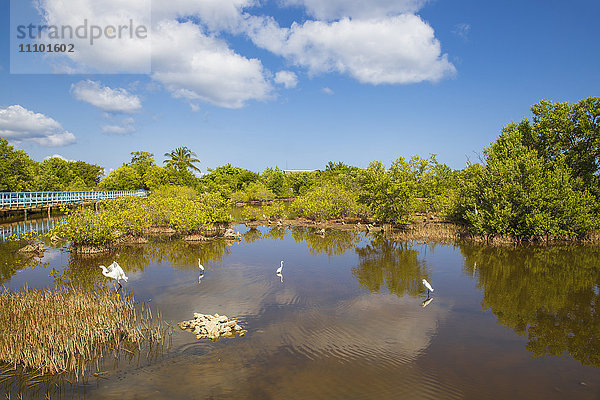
<box><xmin>0</xmin><ymin>285</ymin><xmax>171</xmax><ymax>395</ymax></box>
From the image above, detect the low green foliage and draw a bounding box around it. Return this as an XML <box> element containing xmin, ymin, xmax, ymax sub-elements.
<box><xmin>240</xmin><ymin>202</ymin><xmax>287</xmax><ymax>221</ymax></box>
<box><xmin>51</xmin><ymin>187</ymin><xmax>230</xmax><ymax>245</ymax></box>
<box><xmin>290</xmin><ymin>182</ymin><xmax>366</xmax><ymax>220</ymax></box>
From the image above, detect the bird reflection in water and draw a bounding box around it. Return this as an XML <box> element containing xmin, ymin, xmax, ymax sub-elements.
<box><xmin>421</xmin><ymin>297</ymin><xmax>433</xmax><ymax>308</ymax></box>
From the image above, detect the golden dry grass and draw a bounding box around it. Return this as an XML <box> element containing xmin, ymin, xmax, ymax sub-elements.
<box><xmin>0</xmin><ymin>286</ymin><xmax>169</xmax><ymax>389</ymax></box>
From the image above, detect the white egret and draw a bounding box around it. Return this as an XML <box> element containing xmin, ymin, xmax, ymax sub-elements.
<box><xmin>422</xmin><ymin>279</ymin><xmax>434</xmax><ymax>294</ymax></box>
<box><xmin>99</xmin><ymin>261</ymin><xmax>128</xmax><ymax>292</ymax></box>
<box><xmin>474</xmin><ymin>203</ymin><xmax>478</xmax><ymax>216</ymax></box>
<box><xmin>276</xmin><ymin>260</ymin><xmax>283</xmax><ymax>274</ymax></box>
<box><xmin>198</xmin><ymin>259</ymin><xmax>204</xmax><ymax>272</ymax></box>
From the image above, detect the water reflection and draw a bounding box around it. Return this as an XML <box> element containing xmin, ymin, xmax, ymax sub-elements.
<box><xmin>461</xmin><ymin>244</ymin><xmax>600</xmax><ymax>367</ymax></box>
<box><xmin>0</xmin><ymin>216</ymin><xmax>63</xmax><ymax>241</ymax></box>
<box><xmin>243</xmin><ymin>227</ymin><xmax>263</xmax><ymax>243</ymax></box>
<box><xmin>0</xmin><ymin>241</ymin><xmax>48</xmax><ymax>284</ymax></box>
<box><xmin>291</xmin><ymin>227</ymin><xmax>362</xmax><ymax>257</ymax></box>
<box><xmin>354</xmin><ymin>236</ymin><xmax>433</xmax><ymax>298</ymax></box>
<box><xmin>51</xmin><ymin>238</ymin><xmax>233</xmax><ymax>288</ymax></box>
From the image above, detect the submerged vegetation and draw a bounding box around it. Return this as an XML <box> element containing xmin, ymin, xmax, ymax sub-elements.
<box><xmin>2</xmin><ymin>97</ymin><xmax>599</xmax><ymax>243</ymax></box>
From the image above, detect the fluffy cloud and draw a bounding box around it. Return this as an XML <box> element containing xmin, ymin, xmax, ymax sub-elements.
<box><xmin>44</xmin><ymin>154</ymin><xmax>75</xmax><ymax>162</ymax></box>
<box><xmin>246</xmin><ymin>15</ymin><xmax>456</xmax><ymax>85</ymax></box>
<box><xmin>71</xmin><ymin>80</ymin><xmax>142</xmax><ymax>113</ymax></box>
<box><xmin>274</xmin><ymin>71</ymin><xmax>298</xmax><ymax>88</ymax></box>
<box><xmin>33</xmin><ymin>0</ymin><xmax>455</xmax><ymax>108</ymax></box>
<box><xmin>101</xmin><ymin>125</ymin><xmax>134</xmax><ymax>134</ymax></box>
<box><xmin>151</xmin><ymin>0</ymin><xmax>255</xmax><ymax>31</ymax></box>
<box><xmin>101</xmin><ymin>115</ymin><xmax>136</xmax><ymax>135</ymax></box>
<box><xmin>36</xmin><ymin>0</ymin><xmax>152</xmax><ymax>73</ymax></box>
<box><xmin>282</xmin><ymin>0</ymin><xmax>429</xmax><ymax>20</ymax></box>
<box><xmin>151</xmin><ymin>20</ymin><xmax>272</xmax><ymax>108</ymax></box>
<box><xmin>0</xmin><ymin>105</ymin><xmax>76</xmax><ymax>147</ymax></box>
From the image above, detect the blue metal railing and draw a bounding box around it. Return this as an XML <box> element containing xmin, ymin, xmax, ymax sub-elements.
<box><xmin>0</xmin><ymin>190</ymin><xmax>148</xmax><ymax>209</ymax></box>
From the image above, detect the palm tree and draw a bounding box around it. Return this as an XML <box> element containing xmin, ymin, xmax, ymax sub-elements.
<box><xmin>163</xmin><ymin>147</ymin><xmax>201</xmax><ymax>173</ymax></box>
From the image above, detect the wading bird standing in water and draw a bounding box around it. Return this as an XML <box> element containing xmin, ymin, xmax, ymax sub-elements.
<box><xmin>198</xmin><ymin>259</ymin><xmax>205</xmax><ymax>284</ymax></box>
<box><xmin>422</xmin><ymin>279</ymin><xmax>434</xmax><ymax>295</ymax></box>
<box><xmin>99</xmin><ymin>261</ymin><xmax>128</xmax><ymax>293</ymax></box>
<box><xmin>276</xmin><ymin>261</ymin><xmax>284</xmax><ymax>282</ymax></box>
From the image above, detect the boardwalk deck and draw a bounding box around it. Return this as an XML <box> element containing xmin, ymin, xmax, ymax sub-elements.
<box><xmin>0</xmin><ymin>190</ymin><xmax>148</xmax><ymax>211</ymax></box>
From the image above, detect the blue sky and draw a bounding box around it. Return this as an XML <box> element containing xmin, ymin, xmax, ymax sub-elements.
<box><xmin>0</xmin><ymin>0</ymin><xmax>599</xmax><ymax>175</ymax></box>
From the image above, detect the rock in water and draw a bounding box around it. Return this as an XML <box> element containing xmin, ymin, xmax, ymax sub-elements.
<box><xmin>178</xmin><ymin>313</ymin><xmax>246</xmax><ymax>341</ymax></box>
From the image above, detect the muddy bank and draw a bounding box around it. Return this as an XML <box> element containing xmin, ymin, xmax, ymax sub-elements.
<box><xmin>242</xmin><ymin>216</ymin><xmax>600</xmax><ymax>245</ymax></box>
<box><xmin>70</xmin><ymin>224</ymin><xmax>241</xmax><ymax>254</ymax></box>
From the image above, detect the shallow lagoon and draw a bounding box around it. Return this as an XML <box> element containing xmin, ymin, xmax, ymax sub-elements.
<box><xmin>2</xmin><ymin>224</ymin><xmax>600</xmax><ymax>399</ymax></box>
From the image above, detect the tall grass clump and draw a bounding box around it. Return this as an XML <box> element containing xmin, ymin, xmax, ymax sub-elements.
<box><xmin>0</xmin><ymin>286</ymin><xmax>169</xmax><ymax>383</ymax></box>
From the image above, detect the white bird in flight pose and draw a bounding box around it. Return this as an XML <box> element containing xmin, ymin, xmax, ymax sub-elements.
<box><xmin>99</xmin><ymin>261</ymin><xmax>128</xmax><ymax>292</ymax></box>
<box><xmin>422</xmin><ymin>278</ymin><xmax>434</xmax><ymax>294</ymax></box>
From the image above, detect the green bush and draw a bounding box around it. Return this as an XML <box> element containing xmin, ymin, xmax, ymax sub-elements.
<box><xmin>245</xmin><ymin>182</ymin><xmax>275</xmax><ymax>202</ymax></box>
<box><xmin>454</xmin><ymin>125</ymin><xmax>599</xmax><ymax>237</ymax></box>
<box><xmin>51</xmin><ymin>187</ymin><xmax>231</xmax><ymax>245</ymax></box>
<box><xmin>290</xmin><ymin>182</ymin><xmax>365</xmax><ymax>220</ymax></box>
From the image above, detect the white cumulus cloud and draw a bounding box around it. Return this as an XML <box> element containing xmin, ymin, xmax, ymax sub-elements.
<box><xmin>282</xmin><ymin>0</ymin><xmax>429</xmax><ymax>20</ymax></box>
<box><xmin>246</xmin><ymin>15</ymin><xmax>456</xmax><ymax>85</ymax></box>
<box><xmin>0</xmin><ymin>105</ymin><xmax>76</xmax><ymax>147</ymax></box>
<box><xmin>71</xmin><ymin>80</ymin><xmax>142</xmax><ymax>113</ymax></box>
<box><xmin>33</xmin><ymin>0</ymin><xmax>456</xmax><ymax>108</ymax></box>
<box><xmin>36</xmin><ymin>0</ymin><xmax>152</xmax><ymax>73</ymax></box>
<box><xmin>151</xmin><ymin>20</ymin><xmax>272</xmax><ymax>109</ymax></box>
<box><xmin>44</xmin><ymin>154</ymin><xmax>75</xmax><ymax>162</ymax></box>
<box><xmin>274</xmin><ymin>71</ymin><xmax>298</xmax><ymax>88</ymax></box>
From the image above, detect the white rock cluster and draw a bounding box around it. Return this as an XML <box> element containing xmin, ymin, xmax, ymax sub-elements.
<box><xmin>178</xmin><ymin>313</ymin><xmax>246</xmax><ymax>341</ymax></box>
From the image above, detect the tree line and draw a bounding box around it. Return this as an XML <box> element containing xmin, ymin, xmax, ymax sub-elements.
<box><xmin>1</xmin><ymin>97</ymin><xmax>598</xmax><ymax>238</ymax></box>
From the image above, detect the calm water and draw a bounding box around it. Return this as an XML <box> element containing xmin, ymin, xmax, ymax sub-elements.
<box><xmin>2</xmin><ymin>225</ymin><xmax>600</xmax><ymax>399</ymax></box>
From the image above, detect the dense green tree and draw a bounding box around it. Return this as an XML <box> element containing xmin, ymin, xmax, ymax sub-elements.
<box><xmin>35</xmin><ymin>158</ymin><xmax>73</xmax><ymax>191</ymax></box>
<box><xmin>99</xmin><ymin>166</ymin><xmax>143</xmax><ymax>190</ymax></box>
<box><xmin>261</xmin><ymin>167</ymin><xmax>289</xmax><ymax>198</ymax></box>
<box><xmin>286</xmin><ymin>171</ymin><xmax>316</xmax><ymax>196</ymax></box>
<box><xmin>69</xmin><ymin>161</ymin><xmax>103</xmax><ymax>188</ymax></box>
<box><xmin>200</xmin><ymin>164</ymin><xmax>259</xmax><ymax>196</ymax></box>
<box><xmin>518</xmin><ymin>97</ymin><xmax>600</xmax><ymax>185</ymax></box>
<box><xmin>128</xmin><ymin>151</ymin><xmax>156</xmax><ymax>179</ymax></box>
<box><xmin>34</xmin><ymin>157</ymin><xmax>102</xmax><ymax>191</ymax></box>
<box><xmin>0</xmin><ymin>139</ymin><xmax>36</xmax><ymax>191</ymax></box>
<box><xmin>358</xmin><ymin>158</ymin><xmax>418</xmax><ymax>224</ymax></box>
<box><xmin>163</xmin><ymin>147</ymin><xmax>201</xmax><ymax>173</ymax></box>
<box><xmin>457</xmin><ymin>125</ymin><xmax>598</xmax><ymax>237</ymax></box>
